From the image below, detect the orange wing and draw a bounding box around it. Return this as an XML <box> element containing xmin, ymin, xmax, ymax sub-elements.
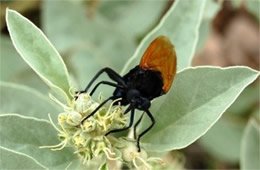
<box><xmin>139</xmin><ymin>35</ymin><xmax>177</xmax><ymax>93</ymax></box>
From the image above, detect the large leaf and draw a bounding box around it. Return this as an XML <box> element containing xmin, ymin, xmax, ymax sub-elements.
<box><xmin>0</xmin><ymin>146</ymin><xmax>46</xmax><ymax>169</ymax></box>
<box><xmin>121</xmin><ymin>0</ymin><xmax>206</xmax><ymax>74</ymax></box>
<box><xmin>139</xmin><ymin>66</ymin><xmax>259</xmax><ymax>152</ymax></box>
<box><xmin>0</xmin><ymin>82</ymin><xmax>60</xmax><ymax>121</ymax></box>
<box><xmin>240</xmin><ymin>119</ymin><xmax>260</xmax><ymax>170</ymax></box>
<box><xmin>6</xmin><ymin>9</ymin><xmax>71</xmax><ymax>101</ymax></box>
<box><xmin>0</xmin><ymin>114</ymin><xmax>77</xmax><ymax>169</ymax></box>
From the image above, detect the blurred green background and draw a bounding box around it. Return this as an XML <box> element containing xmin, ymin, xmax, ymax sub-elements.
<box><xmin>0</xmin><ymin>0</ymin><xmax>259</xmax><ymax>169</ymax></box>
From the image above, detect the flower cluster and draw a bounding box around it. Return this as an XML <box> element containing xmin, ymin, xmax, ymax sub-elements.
<box><xmin>43</xmin><ymin>92</ymin><xmax>164</xmax><ymax>169</ymax></box>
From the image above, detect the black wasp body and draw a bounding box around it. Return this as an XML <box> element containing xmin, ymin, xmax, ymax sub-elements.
<box><xmin>113</xmin><ymin>66</ymin><xmax>164</xmax><ymax>109</ymax></box>
<box><xmin>77</xmin><ymin>66</ymin><xmax>164</xmax><ymax>152</ymax></box>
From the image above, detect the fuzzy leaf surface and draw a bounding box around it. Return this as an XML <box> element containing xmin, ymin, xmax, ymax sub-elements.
<box><xmin>0</xmin><ymin>146</ymin><xmax>46</xmax><ymax>169</ymax></box>
<box><xmin>6</xmin><ymin>9</ymin><xmax>71</xmax><ymax>101</ymax></box>
<box><xmin>140</xmin><ymin>66</ymin><xmax>259</xmax><ymax>152</ymax></box>
<box><xmin>0</xmin><ymin>114</ymin><xmax>77</xmax><ymax>169</ymax></box>
<box><xmin>0</xmin><ymin>82</ymin><xmax>60</xmax><ymax>121</ymax></box>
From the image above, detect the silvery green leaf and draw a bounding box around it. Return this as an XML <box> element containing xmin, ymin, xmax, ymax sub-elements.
<box><xmin>6</xmin><ymin>9</ymin><xmax>71</xmax><ymax>101</ymax></box>
<box><xmin>139</xmin><ymin>66</ymin><xmax>259</xmax><ymax>152</ymax></box>
<box><xmin>0</xmin><ymin>114</ymin><xmax>77</xmax><ymax>169</ymax></box>
<box><xmin>0</xmin><ymin>82</ymin><xmax>60</xmax><ymax>121</ymax></box>
<box><xmin>0</xmin><ymin>146</ymin><xmax>46</xmax><ymax>169</ymax></box>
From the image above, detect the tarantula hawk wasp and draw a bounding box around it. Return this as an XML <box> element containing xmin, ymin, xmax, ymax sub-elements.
<box><xmin>76</xmin><ymin>35</ymin><xmax>177</xmax><ymax>152</ymax></box>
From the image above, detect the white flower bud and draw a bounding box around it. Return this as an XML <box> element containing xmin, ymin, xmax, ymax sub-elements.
<box><xmin>75</xmin><ymin>93</ymin><xmax>94</xmax><ymax>114</ymax></box>
<box><xmin>66</xmin><ymin>111</ymin><xmax>82</xmax><ymax>126</ymax></box>
<box><xmin>121</xmin><ymin>142</ymin><xmax>147</xmax><ymax>163</ymax></box>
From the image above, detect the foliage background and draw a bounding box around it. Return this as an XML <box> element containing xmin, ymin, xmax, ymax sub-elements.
<box><xmin>0</xmin><ymin>0</ymin><xmax>259</xmax><ymax>169</ymax></box>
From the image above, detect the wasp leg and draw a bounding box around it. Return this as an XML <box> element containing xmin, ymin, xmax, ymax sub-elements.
<box><xmin>105</xmin><ymin>106</ymin><xmax>134</xmax><ymax>136</ymax></box>
<box><xmin>133</xmin><ymin>112</ymin><xmax>145</xmax><ymax>139</ymax></box>
<box><xmin>136</xmin><ymin>110</ymin><xmax>155</xmax><ymax>152</ymax></box>
<box><xmin>81</xmin><ymin>96</ymin><xmax>114</xmax><ymax>123</ymax></box>
<box><xmin>81</xmin><ymin>68</ymin><xmax>126</xmax><ymax>94</ymax></box>
<box><xmin>90</xmin><ymin>81</ymin><xmax>124</xmax><ymax>96</ymax></box>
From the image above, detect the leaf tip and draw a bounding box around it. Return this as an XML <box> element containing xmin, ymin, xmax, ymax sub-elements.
<box><xmin>6</xmin><ymin>8</ymin><xmax>15</xmax><ymax>18</ymax></box>
<box><xmin>6</xmin><ymin>7</ymin><xmax>11</xmax><ymax>13</ymax></box>
<box><xmin>6</xmin><ymin>9</ymin><xmax>24</xmax><ymax>23</ymax></box>
<box><xmin>5</xmin><ymin>8</ymin><xmax>16</xmax><ymax>27</ymax></box>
